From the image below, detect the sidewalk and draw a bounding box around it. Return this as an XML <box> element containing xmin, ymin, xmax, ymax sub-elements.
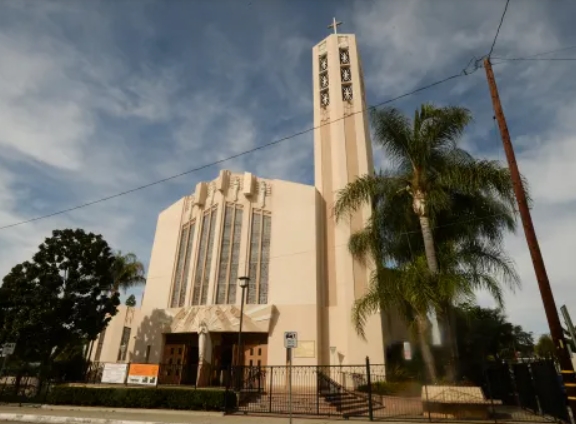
<box><xmin>0</xmin><ymin>405</ymin><xmax>355</xmax><ymax>424</ymax></box>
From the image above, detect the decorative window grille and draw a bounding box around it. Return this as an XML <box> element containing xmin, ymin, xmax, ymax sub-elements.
<box><xmin>339</xmin><ymin>47</ymin><xmax>353</xmax><ymax>102</ymax></box>
<box><xmin>215</xmin><ymin>204</ymin><xmax>243</xmax><ymax>304</ymax></box>
<box><xmin>192</xmin><ymin>206</ymin><xmax>218</xmax><ymax>305</ymax></box>
<box><xmin>247</xmin><ymin>211</ymin><xmax>271</xmax><ymax>304</ymax></box>
<box><xmin>319</xmin><ymin>53</ymin><xmax>329</xmax><ymax>107</ymax></box>
<box><xmin>170</xmin><ymin>221</ymin><xmax>196</xmax><ymax>308</ymax></box>
<box><xmin>339</xmin><ymin>48</ymin><xmax>350</xmax><ymax>64</ymax></box>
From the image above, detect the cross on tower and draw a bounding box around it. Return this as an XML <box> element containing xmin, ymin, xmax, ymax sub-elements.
<box><xmin>327</xmin><ymin>17</ymin><xmax>342</xmax><ymax>35</ymax></box>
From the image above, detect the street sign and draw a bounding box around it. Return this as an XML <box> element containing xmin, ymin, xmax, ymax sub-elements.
<box><xmin>284</xmin><ymin>331</ymin><xmax>298</xmax><ymax>349</ymax></box>
<box><xmin>2</xmin><ymin>343</ymin><xmax>16</xmax><ymax>356</ymax></box>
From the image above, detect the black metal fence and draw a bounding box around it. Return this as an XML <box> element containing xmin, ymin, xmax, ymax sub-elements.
<box><xmin>2</xmin><ymin>358</ymin><xmax>570</xmax><ymax>423</ymax></box>
<box><xmin>0</xmin><ymin>365</ymin><xmax>52</xmax><ymax>405</ymax></box>
<box><xmin>230</xmin><ymin>359</ymin><xmax>571</xmax><ymax>423</ymax></box>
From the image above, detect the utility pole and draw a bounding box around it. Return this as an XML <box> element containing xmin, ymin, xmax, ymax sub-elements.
<box><xmin>484</xmin><ymin>57</ymin><xmax>576</xmax><ymax>415</ymax></box>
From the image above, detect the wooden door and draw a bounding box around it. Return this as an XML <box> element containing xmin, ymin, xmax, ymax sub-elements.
<box><xmin>244</xmin><ymin>344</ymin><xmax>267</xmax><ymax>367</ymax></box>
<box><xmin>242</xmin><ymin>343</ymin><xmax>267</xmax><ymax>391</ymax></box>
<box><xmin>159</xmin><ymin>343</ymin><xmax>187</xmax><ymax>384</ymax></box>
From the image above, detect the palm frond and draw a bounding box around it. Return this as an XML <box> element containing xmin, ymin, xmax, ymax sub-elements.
<box><xmin>370</xmin><ymin>107</ymin><xmax>414</xmax><ymax>170</ymax></box>
<box><xmin>111</xmin><ymin>251</ymin><xmax>146</xmax><ymax>293</ymax></box>
<box><xmin>334</xmin><ymin>174</ymin><xmax>382</xmax><ymax>221</ymax></box>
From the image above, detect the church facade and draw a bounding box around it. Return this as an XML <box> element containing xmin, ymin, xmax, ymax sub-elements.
<box><xmin>90</xmin><ymin>30</ymin><xmax>404</xmax><ymax>385</ymax></box>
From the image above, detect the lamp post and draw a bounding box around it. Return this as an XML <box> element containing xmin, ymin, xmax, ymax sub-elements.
<box><xmin>235</xmin><ymin>276</ymin><xmax>249</xmax><ymax>390</ymax></box>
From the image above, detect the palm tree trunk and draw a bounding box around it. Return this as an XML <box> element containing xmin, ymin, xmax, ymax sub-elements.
<box><xmin>439</xmin><ymin>304</ymin><xmax>460</xmax><ymax>382</ymax></box>
<box><xmin>413</xmin><ymin>192</ymin><xmax>459</xmax><ymax>382</ymax></box>
<box><xmin>419</xmin><ymin>214</ymin><xmax>459</xmax><ymax>381</ymax></box>
<box><xmin>417</xmin><ymin>214</ymin><xmax>439</xmax><ymax>274</ymax></box>
<box><xmin>416</xmin><ymin>314</ymin><xmax>437</xmax><ymax>383</ymax></box>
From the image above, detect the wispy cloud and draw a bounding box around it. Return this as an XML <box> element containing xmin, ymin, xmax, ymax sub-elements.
<box><xmin>1</xmin><ymin>0</ymin><xmax>576</xmax><ymax>334</ymax></box>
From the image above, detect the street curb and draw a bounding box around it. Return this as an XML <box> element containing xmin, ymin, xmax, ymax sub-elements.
<box><xmin>0</xmin><ymin>414</ymin><xmax>165</xmax><ymax>424</ymax></box>
<box><xmin>0</xmin><ymin>404</ymin><xmax>227</xmax><ymax>424</ymax></box>
<box><xmin>38</xmin><ymin>406</ymin><xmax>224</xmax><ymax>417</ymax></box>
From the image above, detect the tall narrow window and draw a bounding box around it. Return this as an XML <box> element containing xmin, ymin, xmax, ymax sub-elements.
<box><xmin>117</xmin><ymin>327</ymin><xmax>131</xmax><ymax>361</ymax></box>
<box><xmin>170</xmin><ymin>222</ymin><xmax>195</xmax><ymax>308</ymax></box>
<box><xmin>94</xmin><ymin>327</ymin><xmax>107</xmax><ymax>362</ymax></box>
<box><xmin>215</xmin><ymin>205</ymin><xmax>244</xmax><ymax>304</ymax></box>
<box><xmin>179</xmin><ymin>223</ymin><xmax>195</xmax><ymax>306</ymax></box>
<box><xmin>192</xmin><ymin>207</ymin><xmax>218</xmax><ymax>305</ymax></box>
<box><xmin>247</xmin><ymin>211</ymin><xmax>271</xmax><ymax>304</ymax></box>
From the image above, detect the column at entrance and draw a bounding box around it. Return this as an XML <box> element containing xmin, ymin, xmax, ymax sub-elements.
<box><xmin>196</xmin><ymin>322</ymin><xmax>212</xmax><ymax>387</ymax></box>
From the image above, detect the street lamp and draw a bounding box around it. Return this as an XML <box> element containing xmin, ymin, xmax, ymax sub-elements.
<box><xmin>237</xmin><ymin>277</ymin><xmax>249</xmax><ymax>366</ymax></box>
<box><xmin>235</xmin><ymin>276</ymin><xmax>249</xmax><ymax>391</ymax></box>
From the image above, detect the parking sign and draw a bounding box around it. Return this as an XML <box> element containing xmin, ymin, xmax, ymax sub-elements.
<box><xmin>284</xmin><ymin>332</ymin><xmax>298</xmax><ymax>349</ymax></box>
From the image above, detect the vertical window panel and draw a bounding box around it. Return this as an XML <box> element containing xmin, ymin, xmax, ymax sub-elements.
<box><xmin>247</xmin><ymin>213</ymin><xmax>261</xmax><ymax>304</ymax></box>
<box><xmin>259</xmin><ymin>215</ymin><xmax>271</xmax><ymax>304</ymax></box>
<box><xmin>202</xmin><ymin>210</ymin><xmax>217</xmax><ymax>305</ymax></box>
<box><xmin>178</xmin><ymin>223</ymin><xmax>195</xmax><ymax>307</ymax></box>
<box><xmin>192</xmin><ymin>207</ymin><xmax>218</xmax><ymax>305</ymax></box>
<box><xmin>215</xmin><ymin>207</ymin><xmax>233</xmax><ymax>304</ymax></box>
<box><xmin>170</xmin><ymin>226</ymin><xmax>189</xmax><ymax>308</ymax></box>
<box><xmin>117</xmin><ymin>327</ymin><xmax>131</xmax><ymax>362</ymax></box>
<box><xmin>247</xmin><ymin>210</ymin><xmax>271</xmax><ymax>305</ymax></box>
<box><xmin>215</xmin><ymin>205</ymin><xmax>244</xmax><ymax>305</ymax></box>
<box><xmin>228</xmin><ymin>208</ymin><xmax>243</xmax><ymax>303</ymax></box>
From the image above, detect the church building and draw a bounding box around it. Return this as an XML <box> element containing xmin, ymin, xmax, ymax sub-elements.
<box><xmin>90</xmin><ymin>26</ymin><xmax>404</xmax><ymax>386</ymax></box>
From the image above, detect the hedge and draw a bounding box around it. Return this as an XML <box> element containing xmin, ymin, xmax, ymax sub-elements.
<box><xmin>46</xmin><ymin>386</ymin><xmax>237</xmax><ymax>411</ymax></box>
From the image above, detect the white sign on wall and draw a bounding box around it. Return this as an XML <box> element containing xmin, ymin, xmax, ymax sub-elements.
<box><xmin>101</xmin><ymin>363</ymin><xmax>128</xmax><ymax>384</ymax></box>
<box><xmin>284</xmin><ymin>331</ymin><xmax>298</xmax><ymax>349</ymax></box>
<box><xmin>403</xmin><ymin>341</ymin><xmax>412</xmax><ymax>361</ymax></box>
<box><xmin>2</xmin><ymin>343</ymin><xmax>16</xmax><ymax>356</ymax></box>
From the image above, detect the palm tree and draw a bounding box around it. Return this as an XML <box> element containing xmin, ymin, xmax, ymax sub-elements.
<box><xmin>111</xmin><ymin>251</ymin><xmax>146</xmax><ymax>294</ymax></box>
<box><xmin>85</xmin><ymin>252</ymin><xmax>146</xmax><ymax>362</ymax></box>
<box><xmin>335</xmin><ymin>104</ymin><xmax>520</xmax><ymax>381</ymax></box>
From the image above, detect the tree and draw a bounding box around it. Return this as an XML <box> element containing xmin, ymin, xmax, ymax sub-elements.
<box><xmin>535</xmin><ymin>334</ymin><xmax>556</xmax><ymax>358</ymax></box>
<box><xmin>125</xmin><ymin>294</ymin><xmax>137</xmax><ymax>307</ymax></box>
<box><xmin>454</xmin><ymin>304</ymin><xmax>533</xmax><ymax>385</ymax></box>
<box><xmin>335</xmin><ymin>104</ymin><xmax>519</xmax><ymax>381</ymax></box>
<box><xmin>111</xmin><ymin>251</ymin><xmax>146</xmax><ymax>294</ymax></box>
<box><xmin>0</xmin><ymin>229</ymin><xmax>120</xmax><ymax>379</ymax></box>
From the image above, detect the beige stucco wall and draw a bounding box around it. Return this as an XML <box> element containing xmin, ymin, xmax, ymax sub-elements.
<box><xmin>107</xmin><ymin>174</ymin><xmax>321</xmax><ymax>367</ymax></box>
<box><xmin>141</xmin><ymin>199</ymin><xmax>185</xmax><ymax>311</ymax></box>
<box><xmin>89</xmin><ymin>306</ymin><xmax>137</xmax><ymax>363</ymax></box>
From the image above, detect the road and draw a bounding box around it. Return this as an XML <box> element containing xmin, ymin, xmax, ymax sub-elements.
<box><xmin>0</xmin><ymin>406</ymin><xmax>344</xmax><ymax>424</ymax></box>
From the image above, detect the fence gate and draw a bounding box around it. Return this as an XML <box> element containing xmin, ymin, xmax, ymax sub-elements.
<box><xmin>530</xmin><ymin>360</ymin><xmax>569</xmax><ymax>422</ymax></box>
<box><xmin>485</xmin><ymin>360</ymin><xmax>571</xmax><ymax>423</ymax></box>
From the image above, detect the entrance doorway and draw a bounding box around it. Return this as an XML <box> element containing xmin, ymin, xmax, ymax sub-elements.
<box><xmin>159</xmin><ymin>333</ymin><xmax>198</xmax><ymax>385</ymax></box>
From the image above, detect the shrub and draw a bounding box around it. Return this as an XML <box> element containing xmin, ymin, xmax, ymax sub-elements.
<box><xmin>46</xmin><ymin>386</ymin><xmax>236</xmax><ymax>411</ymax></box>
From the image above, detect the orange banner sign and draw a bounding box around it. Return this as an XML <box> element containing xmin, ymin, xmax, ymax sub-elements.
<box><xmin>127</xmin><ymin>363</ymin><xmax>159</xmax><ymax>386</ymax></box>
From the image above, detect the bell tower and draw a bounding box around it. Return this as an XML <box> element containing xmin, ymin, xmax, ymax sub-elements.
<box><xmin>313</xmin><ymin>20</ymin><xmax>385</xmax><ymax>365</ymax></box>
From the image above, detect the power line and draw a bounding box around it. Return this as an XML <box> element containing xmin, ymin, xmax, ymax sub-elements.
<box><xmin>0</xmin><ymin>65</ymin><xmax>479</xmax><ymax>232</ymax></box>
<box><xmin>493</xmin><ymin>44</ymin><xmax>576</xmax><ymax>60</ymax></box>
<box><xmin>145</xmin><ymin>209</ymin><xmax>518</xmax><ymax>282</ymax></box>
<box><xmin>488</xmin><ymin>0</ymin><xmax>511</xmax><ymax>58</ymax></box>
<box><xmin>493</xmin><ymin>57</ymin><xmax>576</xmax><ymax>62</ymax></box>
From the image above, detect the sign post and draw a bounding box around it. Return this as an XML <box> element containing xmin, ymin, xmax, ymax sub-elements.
<box><xmin>284</xmin><ymin>332</ymin><xmax>298</xmax><ymax>424</ymax></box>
<box><xmin>0</xmin><ymin>343</ymin><xmax>16</xmax><ymax>378</ymax></box>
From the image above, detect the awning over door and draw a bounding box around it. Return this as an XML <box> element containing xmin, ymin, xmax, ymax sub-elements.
<box><xmin>168</xmin><ymin>304</ymin><xmax>275</xmax><ymax>333</ymax></box>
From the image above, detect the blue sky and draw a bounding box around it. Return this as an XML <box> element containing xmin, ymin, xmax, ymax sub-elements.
<box><xmin>1</xmin><ymin>0</ymin><xmax>576</xmax><ymax>338</ymax></box>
